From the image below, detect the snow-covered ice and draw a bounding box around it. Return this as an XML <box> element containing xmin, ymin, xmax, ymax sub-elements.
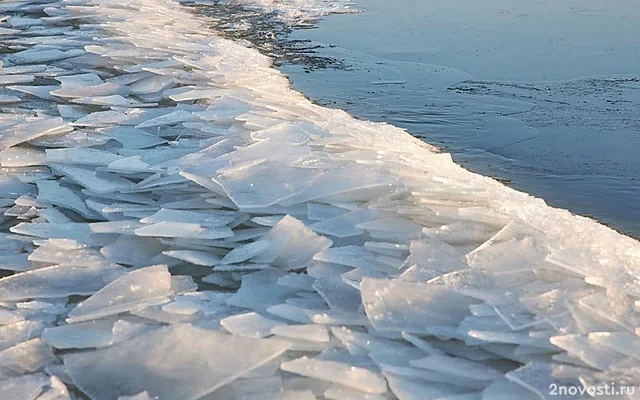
<box><xmin>0</xmin><ymin>0</ymin><xmax>638</xmax><ymax>398</ymax></box>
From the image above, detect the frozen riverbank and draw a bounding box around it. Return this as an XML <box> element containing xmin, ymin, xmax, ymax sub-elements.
<box><xmin>0</xmin><ymin>0</ymin><xmax>639</xmax><ymax>399</ymax></box>
<box><xmin>275</xmin><ymin>0</ymin><xmax>640</xmax><ymax>237</ymax></box>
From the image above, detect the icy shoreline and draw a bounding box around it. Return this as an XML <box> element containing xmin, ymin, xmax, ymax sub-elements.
<box><xmin>270</xmin><ymin>2</ymin><xmax>640</xmax><ymax>238</ymax></box>
<box><xmin>0</xmin><ymin>0</ymin><xmax>639</xmax><ymax>399</ymax></box>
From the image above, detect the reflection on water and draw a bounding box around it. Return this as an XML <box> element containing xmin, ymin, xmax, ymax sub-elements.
<box><xmin>188</xmin><ymin>2</ymin><xmax>640</xmax><ymax>239</ymax></box>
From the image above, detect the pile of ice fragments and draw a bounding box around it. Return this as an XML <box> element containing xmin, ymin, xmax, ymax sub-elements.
<box><xmin>0</xmin><ymin>0</ymin><xmax>639</xmax><ymax>399</ymax></box>
<box><xmin>180</xmin><ymin>0</ymin><xmax>359</xmax><ymax>26</ymax></box>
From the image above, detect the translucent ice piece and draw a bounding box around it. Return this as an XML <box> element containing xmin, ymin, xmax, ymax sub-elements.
<box><xmin>73</xmin><ymin>110</ymin><xmax>134</xmax><ymax>127</ymax></box>
<box><xmin>100</xmin><ymin>236</ymin><xmax>165</xmax><ymax>266</ymax></box>
<box><xmin>482</xmin><ymin>378</ymin><xmax>539</xmax><ymax>400</ymax></box>
<box><xmin>73</xmin><ymin>94</ymin><xmax>147</xmax><ymax>108</ymax></box>
<box><xmin>252</xmin><ymin>216</ymin><xmax>285</xmax><ymax>227</ymax></box>
<box><xmin>324</xmin><ymin>384</ymin><xmax>388</xmax><ymax>400</ymax></box>
<box><xmin>467</xmin><ymin>331</ymin><xmax>554</xmax><ymax>349</ymax></box>
<box><xmin>90</xmin><ymin>220</ymin><xmax>143</xmax><ymax>235</ymax></box>
<box><xmin>201</xmin><ymin>272</ymin><xmax>239</xmax><ymax>289</ymax></box>
<box><xmin>51</xmin><ymin>82</ymin><xmax>128</xmax><ymax>99</ymax></box>
<box><xmin>163</xmin><ymin>250</ymin><xmax>221</xmax><ymax>266</ymax></box>
<box><xmin>0</xmin><ymin>94</ymin><xmax>21</xmax><ymax>104</ymax></box>
<box><xmin>331</xmin><ymin>327</ymin><xmax>405</xmax><ymax>359</ymax></box>
<box><xmin>309</xmin><ymin>209</ymin><xmax>382</xmax><ymax>239</ymax></box>
<box><xmin>227</xmin><ymin>270</ymin><xmax>298</xmax><ymax>313</ymax></box>
<box><xmin>168</xmin><ymin>88</ymin><xmax>225</xmax><ymax>102</ymax></box>
<box><xmin>549</xmin><ymin>334</ymin><xmax>626</xmax><ymax>370</ymax></box>
<box><xmin>64</xmin><ymin>324</ymin><xmax>290</xmax><ymax>400</ymax></box>
<box><xmin>0</xmin><ymin>263</ymin><xmax>125</xmax><ymax>301</ymax></box>
<box><xmin>361</xmin><ymin>278</ymin><xmax>477</xmax><ymax>333</ymax></box>
<box><xmin>364</xmin><ymin>241</ymin><xmax>410</xmax><ymax>258</ymax></box>
<box><xmin>281</xmin><ymin>356</ymin><xmax>387</xmax><ymax>394</ymax></box>
<box><xmin>0</xmin><ymin>74</ymin><xmax>35</xmax><ymax>85</ymax></box>
<box><xmin>45</xmin><ymin>148</ymin><xmax>122</xmax><ymax>166</ymax></box>
<box><xmin>106</xmin><ymin>156</ymin><xmax>156</xmax><ymax>174</ymax></box>
<box><xmin>587</xmin><ymin>332</ymin><xmax>640</xmax><ymax>361</ymax></box>
<box><xmin>253</xmin><ymin>215</ymin><xmax>332</xmax><ymax>269</ymax></box>
<box><xmin>215</xmin><ymin>263</ymin><xmax>272</xmax><ymax>272</ymax></box>
<box><xmin>136</xmin><ymin>222</ymin><xmax>233</xmax><ymax>240</ymax></box>
<box><xmin>0</xmin><ymin>321</ymin><xmax>45</xmax><ymax>352</ymax></box>
<box><xmin>0</xmin><ymin>117</ymin><xmax>70</xmax><ymax>151</ymax></box>
<box><xmin>0</xmin><ymin>338</ymin><xmax>56</xmax><ymax>377</ymax></box>
<box><xmin>221</xmin><ymin>312</ymin><xmax>285</xmax><ymax>338</ymax></box>
<box><xmin>577</xmin><ymin>366</ymin><xmax>640</xmax><ymax>395</ymax></box>
<box><xmin>307</xmin><ymin>202</ymin><xmax>349</xmax><ymax>221</ymax></box>
<box><xmin>577</xmin><ymin>290</ymin><xmax>640</xmax><ymax>332</ymax></box>
<box><xmin>280</xmin><ymin>167</ymin><xmax>397</xmax><ymax>206</ymax></box>
<box><xmin>37</xmin><ymin>375</ymin><xmax>72</xmax><ymax>400</ymax></box>
<box><xmin>140</xmin><ymin>208</ymin><xmax>236</xmax><ymax>228</ymax></box>
<box><xmin>313</xmin><ymin>276</ymin><xmax>362</xmax><ymax>314</ymax></box>
<box><xmin>134</xmin><ymin>221</ymin><xmax>201</xmax><ymax>238</ymax></box>
<box><xmin>271</xmin><ymin>324</ymin><xmax>329</xmax><ymax>343</ymax></box>
<box><xmin>314</xmin><ymin>246</ymin><xmax>388</xmax><ymax>272</ymax></box>
<box><xmin>383</xmin><ymin>373</ymin><xmax>466</xmax><ymax>400</ymax></box>
<box><xmin>506</xmin><ymin>362</ymin><xmax>575</xmax><ymax>400</ymax></box>
<box><xmin>466</xmin><ymin>222</ymin><xmax>547</xmax><ymax>272</ymax></box>
<box><xmin>11</xmin><ymin>222</ymin><xmax>97</xmax><ymax>243</ymax></box>
<box><xmin>0</xmin><ymin>251</ymin><xmax>32</xmax><ymax>272</ymax></box>
<box><xmin>28</xmin><ymin>243</ymin><xmax>107</xmax><ymax>269</ymax></box>
<box><xmin>267</xmin><ymin>304</ymin><xmax>313</xmax><ymax>324</ymax></box>
<box><xmin>55</xmin><ymin>73</ymin><xmax>104</xmax><ymax>87</ymax></box>
<box><xmin>242</xmin><ymin>390</ymin><xmax>317</xmax><ymax>400</ymax></box>
<box><xmin>426</xmin><ymin>269</ymin><xmax>504</xmax><ymax>302</ymax></box>
<box><xmin>213</xmin><ymin>164</ymin><xmax>321</xmax><ymax>209</ymax></box>
<box><xmin>403</xmin><ymin>238</ymin><xmax>467</xmax><ymax>273</ymax></box>
<box><xmin>36</xmin><ymin>180</ymin><xmax>96</xmax><ymax>218</ymax></box>
<box><xmin>50</xmin><ymin>164</ymin><xmax>132</xmax><ymax>193</ymax></box>
<box><xmin>118</xmin><ymin>392</ymin><xmax>152</xmax><ymax>400</ymax></box>
<box><xmin>161</xmin><ymin>297</ymin><xmax>202</xmax><ymax>315</ymax></box>
<box><xmin>0</xmin><ymin>373</ymin><xmax>49</xmax><ymax>400</ymax></box>
<box><xmin>356</xmin><ymin>217</ymin><xmax>422</xmax><ymax>237</ymax></box>
<box><xmin>136</xmin><ymin>110</ymin><xmax>198</xmax><ymax>128</ymax></box>
<box><xmin>102</xmin><ymin>127</ymin><xmax>166</xmax><ymax>149</ymax></box>
<box><xmin>43</xmin><ymin>319</ymin><xmax>120</xmax><ymax>349</ymax></box>
<box><xmin>67</xmin><ymin>265</ymin><xmax>172</xmax><ymax>323</ymax></box>
<box><xmin>220</xmin><ymin>240</ymin><xmax>270</xmax><ymax>264</ymax></box>
<box><xmin>409</xmin><ymin>355</ymin><xmax>502</xmax><ymax>381</ymax></box>
<box><xmin>0</xmin><ymin>147</ymin><xmax>45</xmax><ymax>167</ymax></box>
<box><xmin>6</xmin><ymin>85</ymin><xmax>58</xmax><ymax>101</ymax></box>
<box><xmin>277</xmin><ymin>273</ymin><xmax>316</xmax><ymax>291</ymax></box>
<box><xmin>129</xmin><ymin>75</ymin><xmax>175</xmax><ymax>96</ymax></box>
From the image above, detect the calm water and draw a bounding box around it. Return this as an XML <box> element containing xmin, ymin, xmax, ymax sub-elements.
<box><xmin>195</xmin><ymin>0</ymin><xmax>640</xmax><ymax>238</ymax></box>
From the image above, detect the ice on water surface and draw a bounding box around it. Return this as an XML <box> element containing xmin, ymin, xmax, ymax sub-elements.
<box><xmin>66</xmin><ymin>265</ymin><xmax>172</xmax><ymax>323</ymax></box>
<box><xmin>221</xmin><ymin>312</ymin><xmax>285</xmax><ymax>338</ymax></box>
<box><xmin>281</xmin><ymin>356</ymin><xmax>388</xmax><ymax>394</ymax></box>
<box><xmin>0</xmin><ymin>263</ymin><xmax>126</xmax><ymax>301</ymax></box>
<box><xmin>0</xmin><ymin>0</ymin><xmax>639</xmax><ymax>398</ymax></box>
<box><xmin>361</xmin><ymin>278</ymin><xmax>478</xmax><ymax>333</ymax></box>
<box><xmin>0</xmin><ymin>373</ymin><xmax>50</xmax><ymax>400</ymax></box>
<box><xmin>271</xmin><ymin>324</ymin><xmax>330</xmax><ymax>342</ymax></box>
<box><xmin>64</xmin><ymin>324</ymin><xmax>291</xmax><ymax>400</ymax></box>
<box><xmin>254</xmin><ymin>215</ymin><xmax>333</xmax><ymax>269</ymax></box>
<box><xmin>42</xmin><ymin>319</ymin><xmax>152</xmax><ymax>350</ymax></box>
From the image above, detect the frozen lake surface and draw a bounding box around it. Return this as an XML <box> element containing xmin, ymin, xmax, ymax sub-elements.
<box><xmin>278</xmin><ymin>0</ymin><xmax>640</xmax><ymax>237</ymax></box>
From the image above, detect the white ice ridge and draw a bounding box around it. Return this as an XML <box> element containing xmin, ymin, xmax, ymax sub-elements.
<box><xmin>0</xmin><ymin>0</ymin><xmax>638</xmax><ymax>399</ymax></box>
<box><xmin>180</xmin><ymin>0</ymin><xmax>358</xmax><ymax>26</ymax></box>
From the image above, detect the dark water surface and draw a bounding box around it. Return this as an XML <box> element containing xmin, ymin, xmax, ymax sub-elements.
<box><xmin>194</xmin><ymin>0</ymin><xmax>640</xmax><ymax>238</ymax></box>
